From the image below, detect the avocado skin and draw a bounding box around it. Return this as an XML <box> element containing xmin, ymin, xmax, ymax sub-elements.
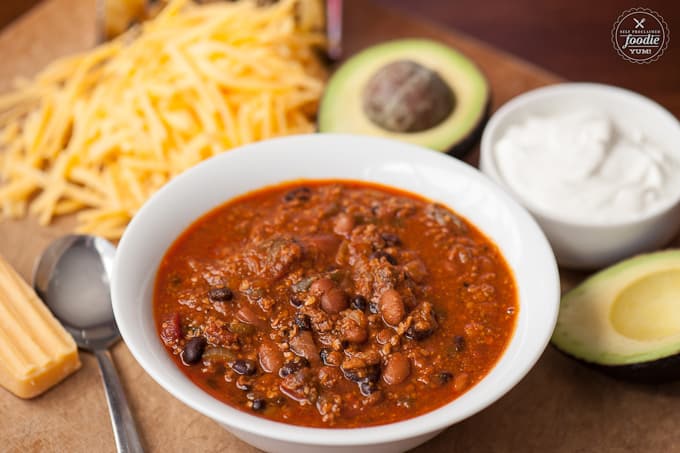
<box><xmin>446</xmin><ymin>100</ymin><xmax>489</xmax><ymax>158</ymax></box>
<box><xmin>554</xmin><ymin>345</ymin><xmax>680</xmax><ymax>384</ymax></box>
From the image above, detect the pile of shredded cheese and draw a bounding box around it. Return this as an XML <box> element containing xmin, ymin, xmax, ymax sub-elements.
<box><xmin>0</xmin><ymin>0</ymin><xmax>327</xmax><ymax>239</ymax></box>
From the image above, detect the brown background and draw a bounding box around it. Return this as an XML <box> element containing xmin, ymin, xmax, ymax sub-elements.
<box><xmin>2</xmin><ymin>0</ymin><xmax>679</xmax><ymax>115</ymax></box>
<box><xmin>1</xmin><ymin>1</ymin><xmax>680</xmax><ymax>453</ymax></box>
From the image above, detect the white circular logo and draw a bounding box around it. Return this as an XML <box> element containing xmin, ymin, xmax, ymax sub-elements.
<box><xmin>611</xmin><ymin>8</ymin><xmax>669</xmax><ymax>64</ymax></box>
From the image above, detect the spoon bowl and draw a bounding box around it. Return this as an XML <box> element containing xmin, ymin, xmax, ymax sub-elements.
<box><xmin>33</xmin><ymin>234</ymin><xmax>143</xmax><ymax>453</ymax></box>
<box><xmin>34</xmin><ymin>235</ymin><xmax>118</xmax><ymax>350</ymax></box>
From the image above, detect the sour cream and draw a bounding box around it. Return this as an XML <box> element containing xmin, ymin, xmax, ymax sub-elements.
<box><xmin>493</xmin><ymin>110</ymin><xmax>680</xmax><ymax>223</ymax></box>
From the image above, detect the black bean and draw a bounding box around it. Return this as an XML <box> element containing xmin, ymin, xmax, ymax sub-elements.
<box><xmin>368</xmin><ymin>301</ymin><xmax>380</xmax><ymax>314</ymax></box>
<box><xmin>437</xmin><ymin>371</ymin><xmax>453</xmax><ymax>384</ymax></box>
<box><xmin>181</xmin><ymin>336</ymin><xmax>207</xmax><ymax>365</ymax></box>
<box><xmin>236</xmin><ymin>381</ymin><xmax>252</xmax><ymax>391</ymax></box>
<box><xmin>232</xmin><ymin>359</ymin><xmax>257</xmax><ymax>376</ymax></box>
<box><xmin>251</xmin><ymin>398</ymin><xmax>266</xmax><ymax>411</ymax></box>
<box><xmin>342</xmin><ymin>364</ymin><xmax>380</xmax><ymax>384</ymax></box>
<box><xmin>279</xmin><ymin>364</ymin><xmax>294</xmax><ymax>377</ymax></box>
<box><xmin>405</xmin><ymin>325</ymin><xmax>436</xmax><ymax>341</ymax></box>
<box><xmin>320</xmin><ymin>348</ymin><xmax>331</xmax><ymax>365</ymax></box>
<box><xmin>454</xmin><ymin>335</ymin><xmax>466</xmax><ymax>352</ymax></box>
<box><xmin>279</xmin><ymin>356</ymin><xmax>309</xmax><ymax>377</ymax></box>
<box><xmin>342</xmin><ymin>368</ymin><xmax>362</xmax><ymax>383</ymax></box>
<box><xmin>208</xmin><ymin>287</ymin><xmax>233</xmax><ymax>302</ymax></box>
<box><xmin>350</xmin><ymin>295</ymin><xmax>368</xmax><ymax>311</ymax></box>
<box><xmin>298</xmin><ymin>356</ymin><xmax>310</xmax><ymax>368</ymax></box>
<box><xmin>370</xmin><ymin>250</ymin><xmax>397</xmax><ymax>265</ymax></box>
<box><xmin>365</xmin><ymin>364</ymin><xmax>381</xmax><ymax>383</ymax></box>
<box><xmin>381</xmin><ymin>233</ymin><xmax>401</xmax><ymax>247</ymax></box>
<box><xmin>290</xmin><ymin>297</ymin><xmax>304</xmax><ymax>307</ymax></box>
<box><xmin>294</xmin><ymin>313</ymin><xmax>312</xmax><ymax>331</ymax></box>
<box><xmin>359</xmin><ymin>381</ymin><xmax>379</xmax><ymax>396</ymax></box>
<box><xmin>283</xmin><ymin>187</ymin><xmax>311</xmax><ymax>202</ymax></box>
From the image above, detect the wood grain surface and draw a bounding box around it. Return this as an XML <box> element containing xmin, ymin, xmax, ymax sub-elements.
<box><xmin>1</xmin><ymin>1</ymin><xmax>679</xmax><ymax>452</ymax></box>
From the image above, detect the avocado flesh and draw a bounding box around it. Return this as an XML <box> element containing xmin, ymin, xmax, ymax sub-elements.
<box><xmin>318</xmin><ymin>39</ymin><xmax>489</xmax><ymax>155</ymax></box>
<box><xmin>552</xmin><ymin>250</ymin><xmax>680</xmax><ymax>381</ymax></box>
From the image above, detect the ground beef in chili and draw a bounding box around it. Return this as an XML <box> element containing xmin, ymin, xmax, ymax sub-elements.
<box><xmin>154</xmin><ymin>180</ymin><xmax>517</xmax><ymax>427</ymax></box>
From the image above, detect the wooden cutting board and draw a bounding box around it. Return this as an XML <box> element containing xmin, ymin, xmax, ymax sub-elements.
<box><xmin>1</xmin><ymin>1</ymin><xmax>679</xmax><ymax>452</ymax></box>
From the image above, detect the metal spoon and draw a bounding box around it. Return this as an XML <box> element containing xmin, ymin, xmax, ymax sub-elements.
<box><xmin>33</xmin><ymin>235</ymin><xmax>144</xmax><ymax>453</ymax></box>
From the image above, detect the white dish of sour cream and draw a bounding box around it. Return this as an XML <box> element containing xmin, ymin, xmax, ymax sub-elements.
<box><xmin>480</xmin><ymin>83</ymin><xmax>680</xmax><ymax>269</ymax></box>
<box><xmin>494</xmin><ymin>109</ymin><xmax>680</xmax><ymax>224</ymax></box>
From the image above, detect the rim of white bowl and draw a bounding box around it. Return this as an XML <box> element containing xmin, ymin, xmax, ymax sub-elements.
<box><xmin>113</xmin><ymin>134</ymin><xmax>560</xmax><ymax>446</ymax></box>
<box><xmin>480</xmin><ymin>82</ymin><xmax>680</xmax><ymax>229</ymax></box>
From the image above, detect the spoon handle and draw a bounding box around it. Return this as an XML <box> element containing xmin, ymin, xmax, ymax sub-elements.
<box><xmin>95</xmin><ymin>349</ymin><xmax>145</xmax><ymax>453</ymax></box>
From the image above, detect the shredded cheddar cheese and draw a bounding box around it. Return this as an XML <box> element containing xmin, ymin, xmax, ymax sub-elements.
<box><xmin>0</xmin><ymin>0</ymin><xmax>327</xmax><ymax>239</ymax></box>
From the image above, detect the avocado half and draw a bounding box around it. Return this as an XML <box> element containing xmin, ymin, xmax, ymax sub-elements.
<box><xmin>318</xmin><ymin>39</ymin><xmax>490</xmax><ymax>157</ymax></box>
<box><xmin>552</xmin><ymin>250</ymin><xmax>680</xmax><ymax>383</ymax></box>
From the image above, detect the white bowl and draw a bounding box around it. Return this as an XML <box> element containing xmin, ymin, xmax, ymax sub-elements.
<box><xmin>480</xmin><ymin>83</ymin><xmax>680</xmax><ymax>269</ymax></box>
<box><xmin>112</xmin><ymin>134</ymin><xmax>559</xmax><ymax>453</ymax></box>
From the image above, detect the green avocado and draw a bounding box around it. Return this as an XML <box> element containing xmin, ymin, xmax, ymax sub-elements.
<box><xmin>552</xmin><ymin>250</ymin><xmax>680</xmax><ymax>382</ymax></box>
<box><xmin>318</xmin><ymin>39</ymin><xmax>489</xmax><ymax>156</ymax></box>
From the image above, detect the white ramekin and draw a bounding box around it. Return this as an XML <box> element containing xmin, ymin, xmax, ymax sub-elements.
<box><xmin>480</xmin><ymin>83</ymin><xmax>680</xmax><ymax>269</ymax></box>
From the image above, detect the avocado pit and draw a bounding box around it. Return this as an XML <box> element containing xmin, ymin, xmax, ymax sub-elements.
<box><xmin>362</xmin><ymin>60</ymin><xmax>455</xmax><ymax>133</ymax></box>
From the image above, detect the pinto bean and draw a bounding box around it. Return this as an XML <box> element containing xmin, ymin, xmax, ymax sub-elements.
<box><xmin>236</xmin><ymin>305</ymin><xmax>264</xmax><ymax>327</ymax></box>
<box><xmin>382</xmin><ymin>352</ymin><xmax>410</xmax><ymax>385</ymax></box>
<box><xmin>333</xmin><ymin>213</ymin><xmax>355</xmax><ymax>236</ymax></box>
<box><xmin>258</xmin><ymin>341</ymin><xmax>284</xmax><ymax>374</ymax></box>
<box><xmin>403</xmin><ymin>259</ymin><xmax>427</xmax><ymax>283</ymax></box>
<box><xmin>454</xmin><ymin>372</ymin><xmax>469</xmax><ymax>392</ymax></box>
<box><xmin>339</xmin><ymin>310</ymin><xmax>368</xmax><ymax>344</ymax></box>
<box><xmin>321</xmin><ymin>288</ymin><xmax>348</xmax><ymax>314</ymax></box>
<box><xmin>379</xmin><ymin>289</ymin><xmax>405</xmax><ymax>326</ymax></box>
<box><xmin>310</xmin><ymin>277</ymin><xmax>335</xmax><ymax>296</ymax></box>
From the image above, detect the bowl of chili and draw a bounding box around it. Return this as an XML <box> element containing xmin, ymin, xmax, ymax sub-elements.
<box><xmin>112</xmin><ymin>134</ymin><xmax>559</xmax><ymax>453</ymax></box>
